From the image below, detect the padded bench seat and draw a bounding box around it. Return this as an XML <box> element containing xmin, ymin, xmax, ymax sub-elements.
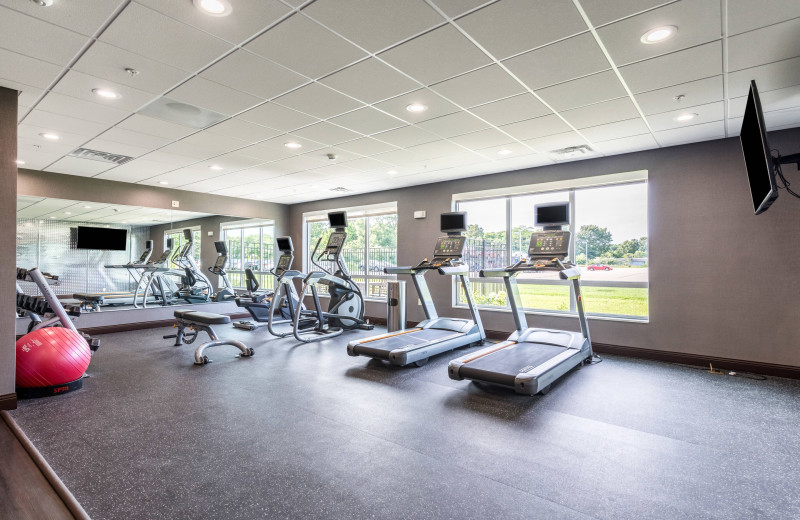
<box><xmin>174</xmin><ymin>310</ymin><xmax>231</xmax><ymax>325</ymax></box>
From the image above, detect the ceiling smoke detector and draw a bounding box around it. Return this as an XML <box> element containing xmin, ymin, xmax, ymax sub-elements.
<box><xmin>330</xmin><ymin>187</ymin><xmax>351</xmax><ymax>193</ymax></box>
<box><xmin>550</xmin><ymin>145</ymin><xmax>593</xmax><ymax>158</ymax></box>
<box><xmin>30</xmin><ymin>0</ymin><xmax>54</xmax><ymax>6</ymax></box>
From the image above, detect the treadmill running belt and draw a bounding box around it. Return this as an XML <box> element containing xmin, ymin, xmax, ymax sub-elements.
<box><xmin>460</xmin><ymin>342</ymin><xmax>566</xmax><ymax>387</ymax></box>
<box><xmin>355</xmin><ymin>329</ymin><xmax>457</xmax><ymax>357</ymax></box>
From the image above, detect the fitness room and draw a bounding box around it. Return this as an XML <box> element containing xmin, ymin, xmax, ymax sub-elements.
<box><xmin>1</xmin><ymin>1</ymin><xmax>799</xmax><ymax>519</ymax></box>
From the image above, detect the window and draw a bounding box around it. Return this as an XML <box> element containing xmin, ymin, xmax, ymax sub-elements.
<box><xmin>220</xmin><ymin>220</ymin><xmax>275</xmax><ymax>290</ymax></box>
<box><xmin>164</xmin><ymin>227</ymin><xmax>201</xmax><ymax>269</ymax></box>
<box><xmin>455</xmin><ymin>180</ymin><xmax>648</xmax><ymax>319</ymax></box>
<box><xmin>304</xmin><ymin>204</ymin><xmax>397</xmax><ymax>301</ymax></box>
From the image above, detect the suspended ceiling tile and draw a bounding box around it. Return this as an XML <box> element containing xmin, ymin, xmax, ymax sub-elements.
<box><xmin>373</xmin><ymin>89</ymin><xmax>461</xmax><ymax>124</ymax></box>
<box><xmin>727</xmin><ymin>17</ymin><xmax>800</xmax><ymax>72</ymax></box>
<box><xmin>646</xmin><ymin>101</ymin><xmax>724</xmax><ymax>132</ymax></box>
<box><xmin>428</xmin><ymin>0</ymin><xmax>491</xmax><ymax>19</ymax></box>
<box><xmin>291</xmin><ymin>122</ymin><xmax>363</xmax><ymax>146</ymax></box>
<box><xmin>19</xmin><ymin>117</ymin><xmax>101</xmax><ymax>145</ymax></box>
<box><xmin>653</xmin><ymin>120</ymin><xmax>725</xmax><ymax>147</ymax></box>
<box><xmin>36</xmin><ymin>91</ymin><xmax>130</xmax><ymax>127</ymax></box>
<box><xmin>0</xmin><ymin>0</ymin><xmax>126</xmax><ymax>37</ymax></box>
<box><xmin>50</xmin><ymin>70</ymin><xmax>156</xmax><ymax>112</ymax></box>
<box><xmin>456</xmin><ymin>0</ymin><xmax>586</xmax><ymax>60</ymax></box>
<box><xmin>618</xmin><ymin>41</ymin><xmax>722</xmax><ymax>93</ymax></box>
<box><xmin>72</xmin><ymin>41</ymin><xmax>191</xmax><ymax>94</ymax></box>
<box><xmin>372</xmin><ymin>125</ymin><xmax>439</xmax><ymax>148</ymax></box>
<box><xmin>116</xmin><ymin>114</ymin><xmax>195</xmax><ymax>140</ymax></box>
<box><xmin>204</xmin><ymin>152</ymin><xmax>267</xmax><ymax>172</ymax></box>
<box><xmin>245</xmin><ymin>14</ymin><xmax>367</xmax><ymax>79</ymax></box>
<box><xmin>0</xmin><ymin>6</ymin><xmax>89</xmax><ymax>66</ymax></box>
<box><xmin>320</xmin><ymin>58</ymin><xmax>420</xmax><ymax>105</ymax></box>
<box><xmin>94</xmin><ymin>127</ymin><xmax>171</xmax><ymax>150</ymax></box>
<box><xmin>500</xmin><ymin>114</ymin><xmax>572</xmax><ymax>141</ymax></box>
<box><xmin>46</xmin><ymin>156</ymin><xmax>116</xmax><ymax>177</ymax></box>
<box><xmin>0</xmin><ymin>48</ymin><xmax>64</xmax><ymax>90</ymax></box>
<box><xmin>503</xmin><ymin>33</ymin><xmax>610</xmax><ymax>91</ymax></box>
<box><xmin>578</xmin><ymin>118</ymin><xmax>651</xmax><ymax>142</ymax></box>
<box><xmin>469</xmin><ymin>93</ymin><xmax>552</xmax><ymax>126</ymax></box>
<box><xmin>18</xmin><ymin>132</ymin><xmax>78</xmax><ymax>156</ymax></box>
<box><xmin>168</xmin><ymin>76</ymin><xmax>264</xmax><ymax>116</ymax></box>
<box><xmin>98</xmin><ymin>3</ymin><xmax>232</xmax><ymax>72</ymax></box>
<box><xmin>596</xmin><ymin>0</ymin><xmax>721</xmax><ymax>66</ymax></box>
<box><xmin>561</xmin><ymin>97</ymin><xmax>641</xmax><ymax>128</ymax></box>
<box><xmin>199</xmin><ymin>49</ymin><xmax>308</xmax><ymax>101</ymax></box>
<box><xmin>727</xmin><ymin>57</ymin><xmax>800</xmax><ymax>98</ymax></box>
<box><xmin>727</xmin><ymin>0</ymin><xmax>800</xmax><ymax>36</ymax></box>
<box><xmin>728</xmin><ymin>84</ymin><xmax>800</xmax><ymax>118</ymax></box>
<box><xmin>140</xmin><ymin>151</ymin><xmax>199</xmax><ymax>168</ymax></box>
<box><xmin>14</xmin><ymin>150</ymin><xmax>64</xmax><ymax>171</ymax></box>
<box><xmin>0</xmin><ymin>79</ymin><xmax>45</xmax><ymax>108</ymax></box>
<box><xmin>416</xmin><ymin>111</ymin><xmax>490</xmax><ymax>138</ymax></box>
<box><xmin>592</xmin><ymin>133</ymin><xmax>659</xmax><ymax>156</ymax></box>
<box><xmin>429</xmin><ymin>64</ymin><xmax>525</xmax><ymax>109</ymax></box>
<box><xmin>95</xmin><ymin>159</ymin><xmax>176</xmax><ymax>183</ymax></box>
<box><xmin>206</xmin><ymin>117</ymin><xmax>282</xmax><ymax>143</ymax></box>
<box><xmin>476</xmin><ymin>141</ymin><xmax>533</xmax><ymax>156</ymax></box>
<box><xmin>328</xmin><ymin>107</ymin><xmax>406</xmax><ymax>135</ymax></box>
<box><xmin>273</xmin><ymin>83</ymin><xmax>363</xmax><ymax>120</ymax></box>
<box><xmin>634</xmin><ymin>76</ymin><xmax>723</xmax><ymax>115</ymax></box>
<box><xmin>405</xmin><ymin>139</ymin><xmax>467</xmax><ymax>160</ymax></box>
<box><xmin>336</xmin><ymin>137</ymin><xmax>399</xmax><ymax>157</ymax></box>
<box><xmin>449</xmin><ymin>128</ymin><xmax>517</xmax><ymax>150</ymax></box>
<box><xmin>523</xmin><ymin>131</ymin><xmax>591</xmax><ymax>153</ymax></box>
<box><xmin>134</xmin><ymin>0</ymin><xmax>290</xmax><ymax>44</ymax></box>
<box><xmin>578</xmin><ymin>0</ymin><xmax>672</xmax><ymax>27</ymax></box>
<box><xmin>238</xmin><ymin>102</ymin><xmax>320</xmax><ymax>132</ymax></box>
<box><xmin>339</xmin><ymin>156</ymin><xmax>394</xmax><ymax>172</ymax></box>
<box><xmin>81</xmin><ymin>138</ymin><xmax>151</xmax><ymax>159</ymax></box>
<box><xmin>378</xmin><ymin>24</ymin><xmax>491</xmax><ymax>85</ymax></box>
<box><xmin>171</xmin><ymin>131</ymin><xmax>250</xmax><ymax>157</ymax></box>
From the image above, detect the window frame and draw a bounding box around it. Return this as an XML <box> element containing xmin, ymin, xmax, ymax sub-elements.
<box><xmin>219</xmin><ymin>219</ymin><xmax>276</xmax><ymax>290</ymax></box>
<box><xmin>453</xmin><ymin>175</ymin><xmax>649</xmax><ymax>322</ymax></box>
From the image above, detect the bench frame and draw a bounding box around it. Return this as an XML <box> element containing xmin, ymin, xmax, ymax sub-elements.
<box><xmin>165</xmin><ymin>311</ymin><xmax>254</xmax><ymax>365</ymax></box>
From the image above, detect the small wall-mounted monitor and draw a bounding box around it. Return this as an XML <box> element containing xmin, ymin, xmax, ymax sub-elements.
<box><xmin>740</xmin><ymin>80</ymin><xmax>779</xmax><ymax>215</ymax></box>
<box><xmin>441</xmin><ymin>212</ymin><xmax>467</xmax><ymax>233</ymax></box>
<box><xmin>76</xmin><ymin>226</ymin><xmax>128</xmax><ymax>251</ymax></box>
<box><xmin>183</xmin><ymin>228</ymin><xmax>193</xmax><ymax>241</ymax></box>
<box><xmin>276</xmin><ymin>236</ymin><xmax>293</xmax><ymax>252</ymax></box>
<box><xmin>214</xmin><ymin>241</ymin><xmax>227</xmax><ymax>254</ymax></box>
<box><xmin>145</xmin><ymin>240</ymin><xmax>154</xmax><ymax>250</ymax></box>
<box><xmin>166</xmin><ymin>238</ymin><xmax>174</xmax><ymax>250</ymax></box>
<box><xmin>328</xmin><ymin>211</ymin><xmax>347</xmax><ymax>229</ymax></box>
<box><xmin>535</xmin><ymin>202</ymin><xmax>570</xmax><ymax>227</ymax></box>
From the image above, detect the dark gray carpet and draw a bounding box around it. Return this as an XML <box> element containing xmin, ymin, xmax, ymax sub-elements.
<box><xmin>9</xmin><ymin>325</ymin><xmax>800</xmax><ymax>520</ymax></box>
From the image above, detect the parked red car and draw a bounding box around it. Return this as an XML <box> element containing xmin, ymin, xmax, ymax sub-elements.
<box><xmin>587</xmin><ymin>264</ymin><xmax>613</xmax><ymax>271</ymax></box>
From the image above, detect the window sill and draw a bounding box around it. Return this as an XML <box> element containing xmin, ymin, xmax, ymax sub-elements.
<box><xmin>454</xmin><ymin>303</ymin><xmax>649</xmax><ymax>324</ymax></box>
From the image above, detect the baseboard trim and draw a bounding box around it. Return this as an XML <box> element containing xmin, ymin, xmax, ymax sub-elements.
<box><xmin>0</xmin><ymin>393</ymin><xmax>17</xmax><ymax>411</ymax></box>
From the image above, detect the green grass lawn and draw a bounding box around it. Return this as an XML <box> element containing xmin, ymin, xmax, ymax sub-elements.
<box><xmin>468</xmin><ymin>283</ymin><xmax>649</xmax><ymax>317</ymax></box>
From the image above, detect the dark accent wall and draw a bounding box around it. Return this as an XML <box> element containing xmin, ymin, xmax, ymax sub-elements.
<box><xmin>1</xmin><ymin>87</ymin><xmax>18</xmax><ymax>404</ymax></box>
<box><xmin>288</xmin><ymin>129</ymin><xmax>800</xmax><ymax>368</ymax></box>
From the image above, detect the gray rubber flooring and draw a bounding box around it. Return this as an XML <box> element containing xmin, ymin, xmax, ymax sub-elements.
<box><xmin>9</xmin><ymin>325</ymin><xmax>800</xmax><ymax>520</ymax></box>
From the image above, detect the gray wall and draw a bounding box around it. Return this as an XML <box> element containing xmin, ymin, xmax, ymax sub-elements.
<box><xmin>149</xmin><ymin>215</ymin><xmax>249</xmax><ymax>287</ymax></box>
<box><xmin>1</xmin><ymin>87</ymin><xmax>18</xmax><ymax>400</ymax></box>
<box><xmin>289</xmin><ymin>128</ymin><xmax>800</xmax><ymax>368</ymax></box>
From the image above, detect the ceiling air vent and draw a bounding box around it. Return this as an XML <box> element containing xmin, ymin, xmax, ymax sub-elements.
<box><xmin>550</xmin><ymin>145</ymin><xmax>593</xmax><ymax>158</ymax></box>
<box><xmin>329</xmin><ymin>187</ymin><xmax>351</xmax><ymax>193</ymax></box>
<box><xmin>69</xmin><ymin>148</ymin><xmax>134</xmax><ymax>165</ymax></box>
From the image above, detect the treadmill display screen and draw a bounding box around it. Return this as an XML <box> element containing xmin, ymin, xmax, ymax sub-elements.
<box><xmin>433</xmin><ymin>236</ymin><xmax>466</xmax><ymax>257</ymax></box>
<box><xmin>276</xmin><ymin>255</ymin><xmax>291</xmax><ymax>271</ymax></box>
<box><xmin>325</xmin><ymin>232</ymin><xmax>346</xmax><ymax>253</ymax></box>
<box><xmin>528</xmin><ymin>231</ymin><xmax>570</xmax><ymax>256</ymax></box>
<box><xmin>213</xmin><ymin>255</ymin><xmax>226</xmax><ymax>269</ymax></box>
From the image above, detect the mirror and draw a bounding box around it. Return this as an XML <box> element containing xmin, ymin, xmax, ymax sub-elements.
<box><xmin>16</xmin><ymin>195</ymin><xmax>276</xmax><ymax>314</ymax></box>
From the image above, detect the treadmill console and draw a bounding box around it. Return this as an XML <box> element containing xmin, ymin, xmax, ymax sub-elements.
<box><xmin>324</xmin><ymin>232</ymin><xmax>346</xmax><ymax>255</ymax></box>
<box><xmin>212</xmin><ymin>254</ymin><xmax>227</xmax><ymax>271</ymax></box>
<box><xmin>528</xmin><ymin>231</ymin><xmax>569</xmax><ymax>258</ymax></box>
<box><xmin>276</xmin><ymin>254</ymin><xmax>291</xmax><ymax>273</ymax></box>
<box><xmin>418</xmin><ymin>236</ymin><xmax>467</xmax><ymax>268</ymax></box>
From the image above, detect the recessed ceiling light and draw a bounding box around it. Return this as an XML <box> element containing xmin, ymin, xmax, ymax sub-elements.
<box><xmin>39</xmin><ymin>133</ymin><xmax>60</xmax><ymax>141</ymax></box>
<box><xmin>30</xmin><ymin>0</ymin><xmax>54</xmax><ymax>6</ymax></box>
<box><xmin>193</xmin><ymin>0</ymin><xmax>232</xmax><ymax>17</ymax></box>
<box><xmin>159</xmin><ymin>180</ymin><xmax>169</xmax><ymax>185</ymax></box>
<box><xmin>640</xmin><ymin>26</ymin><xmax>677</xmax><ymax>44</ymax></box>
<box><xmin>65</xmin><ymin>211</ymin><xmax>72</xmax><ymax>215</ymax></box>
<box><xmin>284</xmin><ymin>142</ymin><xmax>302</xmax><ymax>149</ymax></box>
<box><xmin>406</xmin><ymin>103</ymin><xmax>428</xmax><ymax>113</ymax></box>
<box><xmin>83</xmin><ymin>205</ymin><xmax>92</xmax><ymax>209</ymax></box>
<box><xmin>208</xmin><ymin>165</ymin><xmax>223</xmax><ymax>170</ymax></box>
<box><xmin>673</xmin><ymin>113</ymin><xmax>698</xmax><ymax>122</ymax></box>
<box><xmin>92</xmin><ymin>88</ymin><xmax>121</xmax><ymax>99</ymax></box>
<box><xmin>105</xmin><ymin>225</ymin><xmax>111</xmax><ymax>228</ymax></box>
<box><xmin>497</xmin><ymin>149</ymin><xmax>513</xmax><ymax>156</ymax></box>
<box><xmin>122</xmin><ymin>221</ymin><xmax>128</xmax><ymax>224</ymax></box>
<box><xmin>49</xmin><ymin>216</ymin><xmax>56</xmax><ymax>219</ymax></box>
<box><xmin>387</xmin><ymin>170</ymin><xmax>398</xmax><ymax>175</ymax></box>
<box><xmin>15</xmin><ymin>159</ymin><xmax>25</xmax><ymax>165</ymax></box>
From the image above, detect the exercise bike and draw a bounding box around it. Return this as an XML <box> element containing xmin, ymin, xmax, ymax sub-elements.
<box><xmin>291</xmin><ymin>212</ymin><xmax>373</xmax><ymax>343</ymax></box>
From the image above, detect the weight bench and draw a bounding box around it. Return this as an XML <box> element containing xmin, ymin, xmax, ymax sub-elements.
<box><xmin>164</xmin><ymin>310</ymin><xmax>254</xmax><ymax>365</ymax></box>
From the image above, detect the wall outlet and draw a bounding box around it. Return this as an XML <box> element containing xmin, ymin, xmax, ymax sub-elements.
<box><xmin>414</xmin><ymin>210</ymin><xmax>426</xmax><ymax>219</ymax></box>
<box><xmin>171</xmin><ymin>200</ymin><xmax>179</xmax><ymax>208</ymax></box>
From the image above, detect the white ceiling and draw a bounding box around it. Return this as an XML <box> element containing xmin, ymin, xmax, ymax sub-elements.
<box><xmin>3</xmin><ymin>0</ymin><xmax>800</xmax><ymax>205</ymax></box>
<box><xmin>17</xmin><ymin>195</ymin><xmax>212</xmax><ymax>226</ymax></box>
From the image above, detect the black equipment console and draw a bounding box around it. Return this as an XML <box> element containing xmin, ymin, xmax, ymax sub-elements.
<box><xmin>528</xmin><ymin>231</ymin><xmax>569</xmax><ymax>258</ymax></box>
<box><xmin>416</xmin><ymin>236</ymin><xmax>467</xmax><ymax>269</ymax></box>
<box><xmin>323</xmin><ymin>232</ymin><xmax>346</xmax><ymax>256</ymax></box>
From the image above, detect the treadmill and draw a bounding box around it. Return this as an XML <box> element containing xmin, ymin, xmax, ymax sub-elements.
<box><xmin>347</xmin><ymin>212</ymin><xmax>485</xmax><ymax>367</ymax></box>
<box><xmin>448</xmin><ymin>202</ymin><xmax>592</xmax><ymax>395</ymax></box>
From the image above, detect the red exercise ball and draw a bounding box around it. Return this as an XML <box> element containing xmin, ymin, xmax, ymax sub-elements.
<box><xmin>16</xmin><ymin>327</ymin><xmax>91</xmax><ymax>389</ymax></box>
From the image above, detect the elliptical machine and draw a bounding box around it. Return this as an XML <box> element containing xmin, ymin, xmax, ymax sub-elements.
<box><xmin>291</xmin><ymin>212</ymin><xmax>374</xmax><ymax>343</ymax></box>
<box><xmin>209</xmin><ymin>241</ymin><xmax>236</xmax><ymax>302</ymax></box>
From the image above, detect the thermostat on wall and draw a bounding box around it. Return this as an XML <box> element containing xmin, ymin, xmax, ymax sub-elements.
<box><xmin>207</xmin><ymin>231</ymin><xmax>213</xmax><ymax>236</ymax></box>
<box><xmin>414</xmin><ymin>211</ymin><xmax>426</xmax><ymax>219</ymax></box>
<box><xmin>171</xmin><ymin>200</ymin><xmax>180</xmax><ymax>208</ymax></box>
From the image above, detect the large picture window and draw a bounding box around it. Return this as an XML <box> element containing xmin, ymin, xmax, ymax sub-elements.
<box><xmin>456</xmin><ymin>180</ymin><xmax>648</xmax><ymax>319</ymax></box>
<box><xmin>220</xmin><ymin>220</ymin><xmax>275</xmax><ymax>290</ymax></box>
<box><xmin>304</xmin><ymin>204</ymin><xmax>397</xmax><ymax>301</ymax></box>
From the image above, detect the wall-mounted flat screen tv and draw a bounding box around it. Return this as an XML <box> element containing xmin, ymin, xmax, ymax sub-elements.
<box><xmin>76</xmin><ymin>226</ymin><xmax>128</xmax><ymax>251</ymax></box>
<box><xmin>740</xmin><ymin>80</ymin><xmax>778</xmax><ymax>215</ymax></box>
